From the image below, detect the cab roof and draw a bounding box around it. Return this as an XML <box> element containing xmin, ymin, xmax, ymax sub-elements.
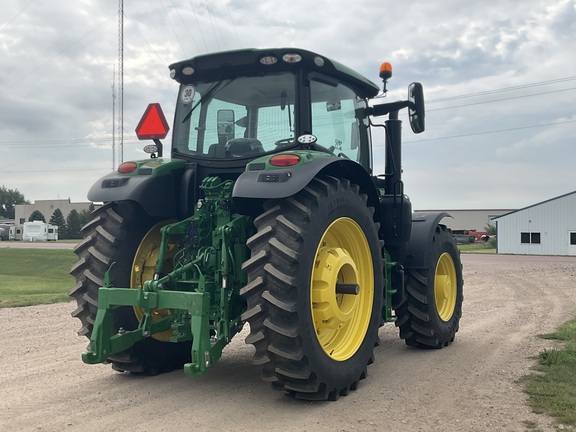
<box><xmin>169</xmin><ymin>48</ymin><xmax>381</xmax><ymax>99</ymax></box>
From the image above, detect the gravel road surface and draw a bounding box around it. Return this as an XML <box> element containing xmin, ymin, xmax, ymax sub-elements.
<box><xmin>1</xmin><ymin>254</ymin><xmax>575</xmax><ymax>432</ymax></box>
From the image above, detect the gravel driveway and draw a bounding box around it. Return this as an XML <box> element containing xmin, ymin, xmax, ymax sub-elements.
<box><xmin>1</xmin><ymin>254</ymin><xmax>575</xmax><ymax>432</ymax></box>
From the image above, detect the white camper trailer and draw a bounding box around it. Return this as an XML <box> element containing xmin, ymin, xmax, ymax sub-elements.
<box><xmin>21</xmin><ymin>221</ymin><xmax>58</xmax><ymax>241</ymax></box>
<box><xmin>47</xmin><ymin>225</ymin><xmax>58</xmax><ymax>241</ymax></box>
<box><xmin>10</xmin><ymin>225</ymin><xmax>23</xmax><ymax>240</ymax></box>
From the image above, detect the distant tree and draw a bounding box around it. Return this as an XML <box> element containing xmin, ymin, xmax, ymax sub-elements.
<box><xmin>50</xmin><ymin>208</ymin><xmax>68</xmax><ymax>239</ymax></box>
<box><xmin>485</xmin><ymin>223</ymin><xmax>496</xmax><ymax>236</ymax></box>
<box><xmin>78</xmin><ymin>209</ymin><xmax>92</xmax><ymax>228</ymax></box>
<box><xmin>66</xmin><ymin>209</ymin><xmax>82</xmax><ymax>239</ymax></box>
<box><xmin>77</xmin><ymin>203</ymin><xmax>96</xmax><ymax>229</ymax></box>
<box><xmin>78</xmin><ymin>209</ymin><xmax>92</xmax><ymax>226</ymax></box>
<box><xmin>28</xmin><ymin>210</ymin><xmax>46</xmax><ymax>222</ymax></box>
<box><xmin>0</xmin><ymin>186</ymin><xmax>29</xmax><ymax>219</ymax></box>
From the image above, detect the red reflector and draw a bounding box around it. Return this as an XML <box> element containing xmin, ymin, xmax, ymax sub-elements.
<box><xmin>118</xmin><ymin>162</ymin><xmax>138</xmax><ymax>174</ymax></box>
<box><xmin>135</xmin><ymin>103</ymin><xmax>170</xmax><ymax>140</ymax></box>
<box><xmin>269</xmin><ymin>154</ymin><xmax>301</xmax><ymax>167</ymax></box>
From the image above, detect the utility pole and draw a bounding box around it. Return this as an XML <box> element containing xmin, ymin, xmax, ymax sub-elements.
<box><xmin>112</xmin><ymin>66</ymin><xmax>116</xmax><ymax>170</ymax></box>
<box><xmin>118</xmin><ymin>0</ymin><xmax>124</xmax><ymax>165</ymax></box>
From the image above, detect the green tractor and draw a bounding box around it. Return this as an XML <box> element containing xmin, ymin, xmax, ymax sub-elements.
<box><xmin>70</xmin><ymin>48</ymin><xmax>463</xmax><ymax>401</ymax></box>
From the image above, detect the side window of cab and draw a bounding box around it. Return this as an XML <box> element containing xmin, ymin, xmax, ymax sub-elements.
<box><xmin>310</xmin><ymin>79</ymin><xmax>366</xmax><ymax>161</ymax></box>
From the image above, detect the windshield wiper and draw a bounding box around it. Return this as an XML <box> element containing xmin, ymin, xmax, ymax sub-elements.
<box><xmin>181</xmin><ymin>78</ymin><xmax>235</xmax><ymax>123</ymax></box>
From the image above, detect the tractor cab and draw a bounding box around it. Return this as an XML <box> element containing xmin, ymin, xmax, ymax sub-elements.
<box><xmin>166</xmin><ymin>48</ymin><xmax>381</xmax><ymax>171</ymax></box>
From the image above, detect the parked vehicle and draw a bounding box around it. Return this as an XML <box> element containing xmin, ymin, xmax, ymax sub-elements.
<box><xmin>9</xmin><ymin>225</ymin><xmax>22</xmax><ymax>241</ymax></box>
<box><xmin>20</xmin><ymin>221</ymin><xmax>58</xmax><ymax>241</ymax></box>
<box><xmin>0</xmin><ymin>224</ymin><xmax>9</xmax><ymax>241</ymax></box>
<box><xmin>451</xmin><ymin>229</ymin><xmax>491</xmax><ymax>244</ymax></box>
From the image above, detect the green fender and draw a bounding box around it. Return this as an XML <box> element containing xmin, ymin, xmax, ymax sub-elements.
<box><xmin>232</xmin><ymin>151</ymin><xmax>380</xmax><ymax>214</ymax></box>
<box><xmin>403</xmin><ymin>212</ymin><xmax>453</xmax><ymax>270</ymax></box>
<box><xmin>87</xmin><ymin>159</ymin><xmax>186</xmax><ymax>218</ymax></box>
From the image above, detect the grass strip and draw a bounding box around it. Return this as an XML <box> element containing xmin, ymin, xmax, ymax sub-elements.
<box><xmin>523</xmin><ymin>318</ymin><xmax>576</xmax><ymax>426</ymax></box>
<box><xmin>0</xmin><ymin>249</ymin><xmax>77</xmax><ymax>307</ymax></box>
<box><xmin>457</xmin><ymin>242</ymin><xmax>496</xmax><ymax>253</ymax></box>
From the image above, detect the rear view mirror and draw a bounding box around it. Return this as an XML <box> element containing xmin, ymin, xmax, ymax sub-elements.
<box><xmin>408</xmin><ymin>82</ymin><xmax>425</xmax><ymax>134</ymax></box>
<box><xmin>217</xmin><ymin>109</ymin><xmax>235</xmax><ymax>141</ymax></box>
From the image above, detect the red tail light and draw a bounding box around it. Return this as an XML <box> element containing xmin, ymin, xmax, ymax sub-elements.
<box><xmin>118</xmin><ymin>162</ymin><xmax>138</xmax><ymax>174</ymax></box>
<box><xmin>269</xmin><ymin>154</ymin><xmax>301</xmax><ymax>167</ymax></box>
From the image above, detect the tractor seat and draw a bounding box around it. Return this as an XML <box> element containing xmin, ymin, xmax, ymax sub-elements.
<box><xmin>224</xmin><ymin>138</ymin><xmax>264</xmax><ymax>157</ymax></box>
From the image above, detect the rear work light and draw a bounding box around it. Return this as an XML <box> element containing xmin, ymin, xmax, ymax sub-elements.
<box><xmin>282</xmin><ymin>53</ymin><xmax>302</xmax><ymax>63</ymax></box>
<box><xmin>118</xmin><ymin>162</ymin><xmax>138</xmax><ymax>174</ymax></box>
<box><xmin>269</xmin><ymin>154</ymin><xmax>301</xmax><ymax>167</ymax></box>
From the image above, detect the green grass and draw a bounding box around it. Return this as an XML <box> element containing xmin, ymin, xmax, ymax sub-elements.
<box><xmin>0</xmin><ymin>249</ymin><xmax>77</xmax><ymax>307</ymax></box>
<box><xmin>457</xmin><ymin>242</ymin><xmax>496</xmax><ymax>253</ymax></box>
<box><xmin>523</xmin><ymin>317</ymin><xmax>576</xmax><ymax>426</ymax></box>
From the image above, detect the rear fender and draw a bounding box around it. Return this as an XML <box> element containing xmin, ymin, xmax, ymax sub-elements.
<box><xmin>402</xmin><ymin>212</ymin><xmax>453</xmax><ymax>270</ymax></box>
<box><xmin>391</xmin><ymin>212</ymin><xmax>452</xmax><ymax>308</ymax></box>
<box><xmin>232</xmin><ymin>151</ymin><xmax>379</xmax><ymax>214</ymax></box>
<box><xmin>87</xmin><ymin>159</ymin><xmax>186</xmax><ymax>218</ymax></box>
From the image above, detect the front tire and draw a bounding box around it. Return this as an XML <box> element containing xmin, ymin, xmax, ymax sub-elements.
<box><xmin>241</xmin><ymin>176</ymin><xmax>384</xmax><ymax>400</ymax></box>
<box><xmin>395</xmin><ymin>224</ymin><xmax>463</xmax><ymax>348</ymax></box>
<box><xmin>69</xmin><ymin>202</ymin><xmax>191</xmax><ymax>374</ymax></box>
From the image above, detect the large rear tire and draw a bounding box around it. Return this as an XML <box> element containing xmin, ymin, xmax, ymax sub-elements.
<box><xmin>69</xmin><ymin>202</ymin><xmax>191</xmax><ymax>374</ymax></box>
<box><xmin>241</xmin><ymin>176</ymin><xmax>384</xmax><ymax>400</ymax></box>
<box><xmin>395</xmin><ymin>224</ymin><xmax>463</xmax><ymax>348</ymax></box>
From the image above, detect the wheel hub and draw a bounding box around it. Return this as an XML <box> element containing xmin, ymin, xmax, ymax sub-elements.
<box><xmin>312</xmin><ymin>247</ymin><xmax>359</xmax><ymax>327</ymax></box>
<box><xmin>310</xmin><ymin>218</ymin><xmax>374</xmax><ymax>361</ymax></box>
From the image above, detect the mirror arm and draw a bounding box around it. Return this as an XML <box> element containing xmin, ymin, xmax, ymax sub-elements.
<box><xmin>368</xmin><ymin>100</ymin><xmax>410</xmax><ymax>117</ymax></box>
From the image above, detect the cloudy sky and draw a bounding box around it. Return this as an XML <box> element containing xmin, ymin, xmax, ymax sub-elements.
<box><xmin>1</xmin><ymin>0</ymin><xmax>575</xmax><ymax>210</ymax></box>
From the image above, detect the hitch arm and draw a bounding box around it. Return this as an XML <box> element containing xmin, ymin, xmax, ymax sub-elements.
<box><xmin>81</xmin><ymin>285</ymin><xmax>221</xmax><ymax>376</ymax></box>
<box><xmin>82</xmin><ymin>288</ymin><xmax>175</xmax><ymax>364</ymax></box>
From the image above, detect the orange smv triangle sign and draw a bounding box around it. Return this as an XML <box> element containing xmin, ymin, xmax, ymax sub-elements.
<box><xmin>135</xmin><ymin>103</ymin><xmax>170</xmax><ymax>140</ymax></box>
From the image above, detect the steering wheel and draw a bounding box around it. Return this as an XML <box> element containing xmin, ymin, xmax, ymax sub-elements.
<box><xmin>274</xmin><ymin>138</ymin><xmax>295</xmax><ymax>147</ymax></box>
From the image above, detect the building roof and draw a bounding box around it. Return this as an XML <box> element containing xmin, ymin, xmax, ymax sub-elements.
<box><xmin>492</xmin><ymin>190</ymin><xmax>576</xmax><ymax>220</ymax></box>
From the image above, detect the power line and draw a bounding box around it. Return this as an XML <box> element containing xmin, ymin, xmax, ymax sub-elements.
<box><xmin>0</xmin><ymin>12</ymin><xmax>117</xmax><ymax>95</ymax></box>
<box><xmin>400</xmin><ymin>119</ymin><xmax>576</xmax><ymax>145</ymax></box>
<box><xmin>189</xmin><ymin>0</ymin><xmax>208</xmax><ymax>51</ymax></box>
<box><xmin>170</xmin><ymin>0</ymin><xmax>202</xmax><ymax>53</ymax></box>
<box><xmin>0</xmin><ymin>133</ymin><xmax>173</xmax><ymax>147</ymax></box>
<box><xmin>123</xmin><ymin>20</ymin><xmax>175</xmax><ymax>90</ymax></box>
<box><xmin>224</xmin><ymin>0</ymin><xmax>241</xmax><ymax>44</ymax></box>
<box><xmin>160</xmin><ymin>0</ymin><xmax>187</xmax><ymax>57</ymax></box>
<box><xmin>428</xmin><ymin>87</ymin><xmax>576</xmax><ymax>112</ymax></box>
<box><xmin>210</xmin><ymin>2</ymin><xmax>228</xmax><ymax>50</ymax></box>
<box><xmin>4</xmin><ymin>119</ymin><xmax>574</xmax><ymax>170</ymax></box>
<box><xmin>204</xmin><ymin>0</ymin><xmax>222</xmax><ymax>50</ymax></box>
<box><xmin>0</xmin><ymin>0</ymin><xmax>35</xmax><ymax>34</ymax></box>
<box><xmin>427</xmin><ymin>76</ymin><xmax>576</xmax><ymax>104</ymax></box>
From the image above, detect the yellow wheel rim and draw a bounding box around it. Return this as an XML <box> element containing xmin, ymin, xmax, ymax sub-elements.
<box><xmin>310</xmin><ymin>217</ymin><xmax>374</xmax><ymax>361</ymax></box>
<box><xmin>434</xmin><ymin>252</ymin><xmax>457</xmax><ymax>322</ymax></box>
<box><xmin>131</xmin><ymin>221</ymin><xmax>178</xmax><ymax>342</ymax></box>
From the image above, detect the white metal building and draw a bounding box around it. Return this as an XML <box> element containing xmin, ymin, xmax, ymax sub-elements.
<box><xmin>493</xmin><ymin>191</ymin><xmax>576</xmax><ymax>256</ymax></box>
